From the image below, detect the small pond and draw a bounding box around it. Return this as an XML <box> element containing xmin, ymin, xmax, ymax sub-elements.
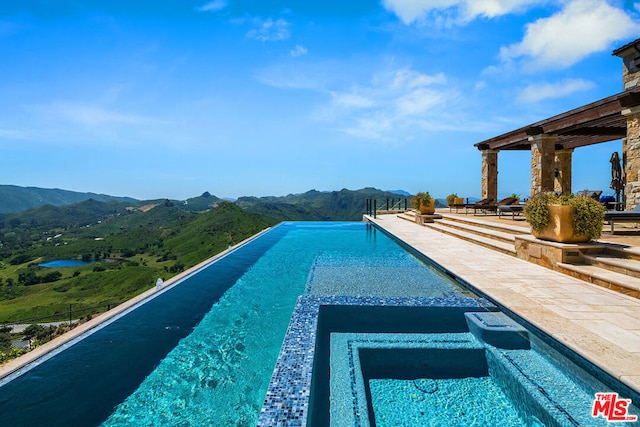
<box><xmin>38</xmin><ymin>260</ymin><xmax>94</xmax><ymax>268</ymax></box>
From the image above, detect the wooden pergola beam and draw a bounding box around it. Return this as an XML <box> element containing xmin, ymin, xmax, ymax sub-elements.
<box><xmin>474</xmin><ymin>88</ymin><xmax>640</xmax><ymax>151</ymax></box>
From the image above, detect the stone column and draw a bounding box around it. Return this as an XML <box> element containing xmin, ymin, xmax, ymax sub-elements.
<box><xmin>553</xmin><ymin>149</ymin><xmax>573</xmax><ymax>194</ymax></box>
<box><xmin>481</xmin><ymin>150</ymin><xmax>498</xmax><ymax>201</ymax></box>
<box><xmin>622</xmin><ymin>106</ymin><xmax>640</xmax><ymax>209</ymax></box>
<box><xmin>529</xmin><ymin>134</ymin><xmax>557</xmax><ymax>196</ymax></box>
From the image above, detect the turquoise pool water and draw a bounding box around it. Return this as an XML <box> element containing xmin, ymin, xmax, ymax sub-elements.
<box><xmin>370</xmin><ymin>376</ymin><xmax>537</xmax><ymax>426</ymax></box>
<box><xmin>0</xmin><ymin>222</ymin><xmax>467</xmax><ymax>426</ymax></box>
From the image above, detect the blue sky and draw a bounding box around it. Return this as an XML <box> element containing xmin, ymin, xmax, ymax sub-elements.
<box><xmin>0</xmin><ymin>0</ymin><xmax>639</xmax><ymax>201</ymax></box>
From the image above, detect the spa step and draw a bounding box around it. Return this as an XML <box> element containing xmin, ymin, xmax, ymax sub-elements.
<box><xmin>426</xmin><ymin>222</ymin><xmax>516</xmax><ymax>256</ymax></box>
<box><xmin>583</xmin><ymin>254</ymin><xmax>640</xmax><ymax>280</ymax></box>
<box><xmin>464</xmin><ymin>312</ymin><xmax>530</xmax><ymax>350</ymax></box>
<box><xmin>557</xmin><ymin>262</ymin><xmax>640</xmax><ymax>297</ymax></box>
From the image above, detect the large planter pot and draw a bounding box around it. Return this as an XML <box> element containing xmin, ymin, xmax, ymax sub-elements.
<box><xmin>419</xmin><ymin>199</ymin><xmax>435</xmax><ymax>215</ymax></box>
<box><xmin>531</xmin><ymin>205</ymin><xmax>589</xmax><ymax>243</ymax></box>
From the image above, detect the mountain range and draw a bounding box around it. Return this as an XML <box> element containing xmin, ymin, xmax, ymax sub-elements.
<box><xmin>0</xmin><ymin>185</ymin><xmax>137</xmax><ymax>214</ymax></box>
<box><xmin>0</xmin><ymin>185</ymin><xmax>416</xmax><ymax>220</ymax></box>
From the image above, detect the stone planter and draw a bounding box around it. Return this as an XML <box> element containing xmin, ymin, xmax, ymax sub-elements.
<box><xmin>531</xmin><ymin>205</ymin><xmax>589</xmax><ymax>243</ymax></box>
<box><xmin>419</xmin><ymin>199</ymin><xmax>435</xmax><ymax>215</ymax></box>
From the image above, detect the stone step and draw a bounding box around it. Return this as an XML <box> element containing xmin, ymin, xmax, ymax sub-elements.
<box><xmin>426</xmin><ymin>222</ymin><xmax>516</xmax><ymax>256</ymax></box>
<box><xmin>435</xmin><ymin>218</ymin><xmax>518</xmax><ymax>244</ymax></box>
<box><xmin>601</xmin><ymin>243</ymin><xmax>640</xmax><ymax>262</ymax></box>
<box><xmin>583</xmin><ymin>254</ymin><xmax>640</xmax><ymax>280</ymax></box>
<box><xmin>557</xmin><ymin>262</ymin><xmax>640</xmax><ymax>298</ymax></box>
<box><xmin>438</xmin><ymin>212</ymin><xmax>531</xmax><ymax>236</ymax></box>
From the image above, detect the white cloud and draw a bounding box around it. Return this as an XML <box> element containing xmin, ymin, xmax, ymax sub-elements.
<box><xmin>255</xmin><ymin>66</ymin><xmax>323</xmax><ymax>90</ymax></box>
<box><xmin>391</xmin><ymin>69</ymin><xmax>446</xmax><ymax>89</ymax></box>
<box><xmin>32</xmin><ymin>102</ymin><xmax>152</xmax><ymax>127</ymax></box>
<box><xmin>501</xmin><ymin>0</ymin><xmax>640</xmax><ymax>69</ymax></box>
<box><xmin>195</xmin><ymin>0</ymin><xmax>227</xmax><ymax>13</ymax></box>
<box><xmin>518</xmin><ymin>78</ymin><xmax>595</xmax><ymax>102</ymax></box>
<box><xmin>290</xmin><ymin>45</ymin><xmax>308</xmax><ymax>57</ymax></box>
<box><xmin>381</xmin><ymin>0</ymin><xmax>542</xmax><ymax>25</ymax></box>
<box><xmin>318</xmin><ymin>68</ymin><xmax>458</xmax><ymax>141</ymax></box>
<box><xmin>246</xmin><ymin>18</ymin><xmax>290</xmax><ymax>41</ymax></box>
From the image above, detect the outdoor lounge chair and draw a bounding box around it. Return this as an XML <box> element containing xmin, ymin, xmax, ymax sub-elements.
<box><xmin>604</xmin><ymin>204</ymin><xmax>640</xmax><ymax>234</ymax></box>
<box><xmin>465</xmin><ymin>198</ymin><xmax>495</xmax><ymax>215</ymax></box>
<box><xmin>496</xmin><ymin>197</ymin><xmax>524</xmax><ymax>219</ymax></box>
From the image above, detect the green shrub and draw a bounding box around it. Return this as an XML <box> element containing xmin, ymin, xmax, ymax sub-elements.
<box><xmin>567</xmin><ymin>196</ymin><xmax>606</xmax><ymax>241</ymax></box>
<box><xmin>524</xmin><ymin>193</ymin><xmax>605</xmax><ymax>240</ymax></box>
<box><xmin>446</xmin><ymin>193</ymin><xmax>458</xmax><ymax>205</ymax></box>
<box><xmin>411</xmin><ymin>192</ymin><xmax>433</xmax><ymax>210</ymax></box>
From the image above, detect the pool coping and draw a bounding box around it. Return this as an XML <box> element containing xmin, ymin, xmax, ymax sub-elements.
<box><xmin>0</xmin><ymin>226</ymin><xmax>274</xmax><ymax>384</ymax></box>
<box><xmin>366</xmin><ymin>214</ymin><xmax>640</xmax><ymax>397</ymax></box>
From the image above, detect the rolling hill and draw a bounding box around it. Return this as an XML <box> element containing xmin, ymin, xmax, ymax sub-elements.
<box><xmin>0</xmin><ymin>185</ymin><xmax>137</xmax><ymax>213</ymax></box>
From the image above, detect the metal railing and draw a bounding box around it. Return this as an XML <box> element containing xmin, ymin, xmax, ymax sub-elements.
<box><xmin>365</xmin><ymin>198</ymin><xmax>410</xmax><ymax>218</ymax></box>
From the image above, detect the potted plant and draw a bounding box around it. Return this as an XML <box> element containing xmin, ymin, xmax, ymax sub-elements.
<box><xmin>509</xmin><ymin>193</ymin><xmax>521</xmax><ymax>204</ymax></box>
<box><xmin>412</xmin><ymin>192</ymin><xmax>435</xmax><ymax>215</ymax></box>
<box><xmin>446</xmin><ymin>193</ymin><xmax>458</xmax><ymax>206</ymax></box>
<box><xmin>523</xmin><ymin>193</ymin><xmax>605</xmax><ymax>243</ymax></box>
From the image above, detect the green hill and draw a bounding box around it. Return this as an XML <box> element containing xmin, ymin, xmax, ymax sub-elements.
<box><xmin>236</xmin><ymin>187</ymin><xmax>412</xmax><ymax>221</ymax></box>
<box><xmin>0</xmin><ymin>200</ymin><xmax>277</xmax><ymax>323</ymax></box>
<box><xmin>0</xmin><ymin>185</ymin><xmax>137</xmax><ymax>213</ymax></box>
<box><xmin>0</xmin><ymin>186</ymin><xmax>417</xmax><ymax>323</ymax></box>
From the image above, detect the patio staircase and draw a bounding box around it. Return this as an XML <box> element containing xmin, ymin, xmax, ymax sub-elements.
<box><xmin>398</xmin><ymin>211</ymin><xmax>528</xmax><ymax>256</ymax></box>
<box><xmin>396</xmin><ymin>210</ymin><xmax>640</xmax><ymax>299</ymax></box>
<box><xmin>557</xmin><ymin>246</ymin><xmax>640</xmax><ymax>298</ymax></box>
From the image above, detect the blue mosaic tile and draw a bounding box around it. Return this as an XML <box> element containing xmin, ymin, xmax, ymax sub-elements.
<box><xmin>256</xmin><ymin>295</ymin><xmax>495</xmax><ymax>426</ymax></box>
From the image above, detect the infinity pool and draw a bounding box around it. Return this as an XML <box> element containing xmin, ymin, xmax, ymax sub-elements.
<box><xmin>0</xmin><ymin>222</ymin><xmax>468</xmax><ymax>426</ymax></box>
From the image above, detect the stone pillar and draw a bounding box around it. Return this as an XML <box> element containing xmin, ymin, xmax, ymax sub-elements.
<box><xmin>481</xmin><ymin>150</ymin><xmax>498</xmax><ymax>201</ymax></box>
<box><xmin>613</xmin><ymin>42</ymin><xmax>640</xmax><ymax>90</ymax></box>
<box><xmin>622</xmin><ymin>107</ymin><xmax>640</xmax><ymax>209</ymax></box>
<box><xmin>529</xmin><ymin>134</ymin><xmax>557</xmax><ymax>196</ymax></box>
<box><xmin>553</xmin><ymin>149</ymin><xmax>573</xmax><ymax>194</ymax></box>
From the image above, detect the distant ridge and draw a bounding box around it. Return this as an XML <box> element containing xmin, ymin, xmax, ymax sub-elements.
<box><xmin>236</xmin><ymin>187</ymin><xmax>411</xmax><ymax>221</ymax></box>
<box><xmin>0</xmin><ymin>185</ymin><xmax>138</xmax><ymax>213</ymax></box>
<box><xmin>386</xmin><ymin>189</ymin><xmax>411</xmax><ymax>197</ymax></box>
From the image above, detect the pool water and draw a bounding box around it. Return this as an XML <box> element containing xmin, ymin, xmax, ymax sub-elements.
<box><xmin>369</xmin><ymin>376</ymin><xmax>540</xmax><ymax>426</ymax></box>
<box><xmin>1</xmin><ymin>222</ymin><xmax>467</xmax><ymax>426</ymax></box>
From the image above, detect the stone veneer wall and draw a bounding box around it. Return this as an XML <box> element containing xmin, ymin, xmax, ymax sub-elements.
<box><xmin>554</xmin><ymin>149</ymin><xmax>573</xmax><ymax>194</ymax></box>
<box><xmin>481</xmin><ymin>150</ymin><xmax>498</xmax><ymax>201</ymax></box>
<box><xmin>621</xmin><ymin>54</ymin><xmax>640</xmax><ymax>90</ymax></box>
<box><xmin>529</xmin><ymin>134</ymin><xmax>557</xmax><ymax>196</ymax></box>
<box><xmin>623</xmin><ymin>107</ymin><xmax>640</xmax><ymax>210</ymax></box>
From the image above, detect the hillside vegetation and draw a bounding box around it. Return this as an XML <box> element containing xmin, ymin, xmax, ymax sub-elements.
<box><xmin>0</xmin><ymin>200</ymin><xmax>277</xmax><ymax>323</ymax></box>
<box><xmin>0</xmin><ymin>186</ymin><xmax>416</xmax><ymax>324</ymax></box>
<box><xmin>236</xmin><ymin>187</ymin><xmax>412</xmax><ymax>221</ymax></box>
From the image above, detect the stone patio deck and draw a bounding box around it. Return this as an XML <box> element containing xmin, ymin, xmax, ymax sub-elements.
<box><xmin>366</xmin><ymin>213</ymin><xmax>640</xmax><ymax>396</ymax></box>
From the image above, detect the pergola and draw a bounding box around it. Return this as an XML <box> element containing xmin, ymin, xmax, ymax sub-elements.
<box><xmin>473</xmin><ymin>39</ymin><xmax>640</xmax><ymax>210</ymax></box>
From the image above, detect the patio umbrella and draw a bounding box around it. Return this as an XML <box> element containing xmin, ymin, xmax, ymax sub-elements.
<box><xmin>610</xmin><ymin>151</ymin><xmax>623</xmax><ymax>209</ymax></box>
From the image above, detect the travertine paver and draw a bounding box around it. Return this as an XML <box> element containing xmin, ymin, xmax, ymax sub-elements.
<box><xmin>367</xmin><ymin>214</ymin><xmax>640</xmax><ymax>394</ymax></box>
